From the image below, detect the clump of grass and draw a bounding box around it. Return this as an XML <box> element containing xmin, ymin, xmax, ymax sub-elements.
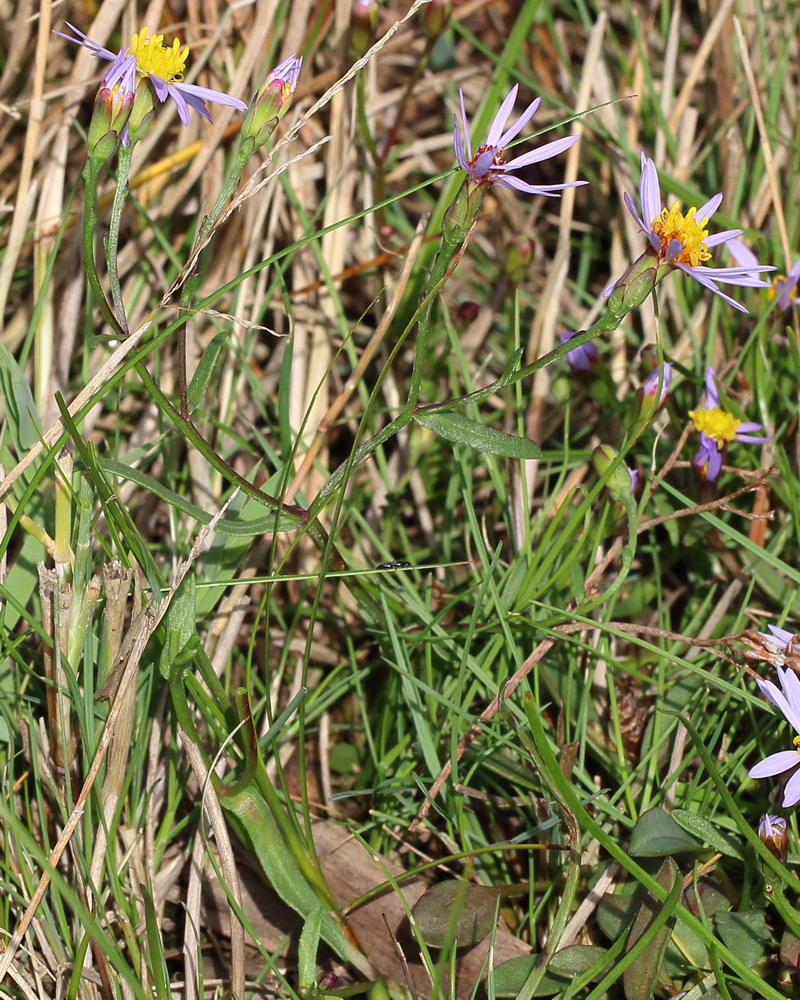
<box><xmin>1</xmin><ymin>1</ymin><xmax>799</xmax><ymax>998</ymax></box>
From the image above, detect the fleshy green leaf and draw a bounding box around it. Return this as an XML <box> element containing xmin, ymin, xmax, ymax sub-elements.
<box><xmin>623</xmin><ymin>857</ymin><xmax>680</xmax><ymax>1000</ymax></box>
<box><xmin>492</xmin><ymin>946</ymin><xmax>610</xmax><ymax>998</ymax></box>
<box><xmin>414</xmin><ymin>410</ymin><xmax>542</xmax><ymax>459</ymax></box>
<box><xmin>411</xmin><ymin>881</ymin><xmax>498</xmax><ymax>948</ymax></box>
<box><xmin>629</xmin><ymin>807</ymin><xmax>701</xmax><ymax>857</ymax></box>
<box><xmin>713</xmin><ymin>911</ymin><xmax>770</xmax><ymax>969</ymax></box>
<box><xmin>548</xmin><ymin>944</ymin><xmax>612</xmax><ymax>977</ymax></box>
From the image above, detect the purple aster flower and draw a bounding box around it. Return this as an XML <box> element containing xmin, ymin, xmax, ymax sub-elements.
<box><xmin>627</xmin><ymin>466</ymin><xmax>639</xmax><ymax>492</ymax></box>
<box><xmin>558</xmin><ymin>330</ymin><xmax>598</xmax><ymax>373</ymax></box>
<box><xmin>749</xmin><ymin>667</ymin><xmax>800</xmax><ymax>807</ymax></box>
<box><xmin>758</xmin><ymin>814</ymin><xmax>788</xmax><ymax>861</ymax></box>
<box><xmin>606</xmin><ymin>153</ymin><xmax>774</xmax><ymax>312</ymax></box>
<box><xmin>453</xmin><ymin>84</ymin><xmax>587</xmax><ymax>197</ymax></box>
<box><xmin>728</xmin><ymin>240</ymin><xmax>800</xmax><ymax>310</ymax></box>
<box><xmin>688</xmin><ymin>366</ymin><xmax>770</xmax><ymax>481</ymax></box>
<box><xmin>54</xmin><ymin>23</ymin><xmax>247</xmax><ymax>128</ymax></box>
<box><xmin>777</xmin><ymin>260</ymin><xmax>800</xmax><ymax>309</ymax></box>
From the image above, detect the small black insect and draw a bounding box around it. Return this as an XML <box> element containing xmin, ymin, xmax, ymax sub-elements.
<box><xmin>376</xmin><ymin>560</ymin><xmax>412</xmax><ymax>570</ymax></box>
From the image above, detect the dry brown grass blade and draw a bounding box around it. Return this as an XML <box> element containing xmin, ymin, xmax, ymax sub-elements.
<box><xmin>0</xmin><ymin>0</ymin><xmax>51</xmax><ymax>319</ymax></box>
<box><xmin>733</xmin><ymin>15</ymin><xmax>791</xmax><ymax>265</ymax></box>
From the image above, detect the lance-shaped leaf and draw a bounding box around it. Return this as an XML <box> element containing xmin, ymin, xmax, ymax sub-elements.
<box><xmin>414</xmin><ymin>410</ymin><xmax>542</xmax><ymax>459</ymax></box>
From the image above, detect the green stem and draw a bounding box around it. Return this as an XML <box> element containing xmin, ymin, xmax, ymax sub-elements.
<box><xmin>82</xmin><ymin>163</ymin><xmax>128</xmax><ymax>336</ymax></box>
<box><xmin>106</xmin><ymin>142</ymin><xmax>135</xmax><ymax>329</ymax></box>
<box><xmin>176</xmin><ymin>138</ymin><xmax>255</xmax><ymax>416</ymax></box>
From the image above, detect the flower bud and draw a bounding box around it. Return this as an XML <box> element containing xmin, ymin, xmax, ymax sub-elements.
<box><xmin>558</xmin><ymin>330</ymin><xmax>599</xmax><ymax>374</ymax></box>
<box><xmin>442</xmin><ymin>180</ymin><xmax>485</xmax><ymax>241</ymax></box>
<box><xmin>86</xmin><ymin>50</ymin><xmax>136</xmax><ymax>164</ymax></box>
<box><xmin>504</xmin><ymin>235</ymin><xmax>533</xmax><ymax>283</ymax></box>
<box><xmin>126</xmin><ymin>82</ymin><xmax>155</xmax><ymax>146</ymax></box>
<box><xmin>456</xmin><ymin>301</ymin><xmax>479</xmax><ymax>327</ymax></box>
<box><xmin>592</xmin><ymin>445</ymin><xmax>635</xmax><ymax>503</ymax></box>
<box><xmin>635</xmin><ymin>362</ymin><xmax>672</xmax><ymax>422</ymax></box>
<box><xmin>759</xmin><ymin>814</ymin><xmax>788</xmax><ymax>863</ymax></box>
<box><xmin>350</xmin><ymin>0</ymin><xmax>379</xmax><ymax>58</ymax></box>
<box><xmin>424</xmin><ymin>0</ymin><xmax>452</xmax><ymax>38</ymax></box>
<box><xmin>87</xmin><ymin>87</ymin><xmax>134</xmax><ymax>162</ymax></box>
<box><xmin>606</xmin><ymin>250</ymin><xmax>659</xmax><ymax>317</ymax></box>
<box><xmin>241</xmin><ymin>54</ymin><xmax>302</xmax><ymax>148</ymax></box>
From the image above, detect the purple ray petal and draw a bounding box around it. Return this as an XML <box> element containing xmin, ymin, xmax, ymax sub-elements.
<box><xmin>498</xmin><ymin>96</ymin><xmax>541</xmax><ymax>147</ymax></box>
<box><xmin>783</xmin><ymin>768</ymin><xmax>800</xmax><ymax>807</ymax></box>
<box><xmin>704</xmin><ymin>229</ymin><xmax>744</xmax><ymax>247</ymax></box>
<box><xmin>695</xmin><ymin>192</ymin><xmax>722</xmax><ymax>222</ymax></box>
<box><xmin>748</xmin><ymin>750</ymin><xmax>800</xmax><ymax>779</ymax></box>
<box><xmin>485</xmin><ymin>84</ymin><xmax>518</xmax><ymax>148</ymax></box>
<box><xmin>176</xmin><ymin>81</ymin><xmax>247</xmax><ymax>111</ymax></box>
<box><xmin>623</xmin><ymin>191</ymin><xmax>646</xmax><ymax>233</ymax></box>
<box><xmin>504</xmin><ymin>133</ymin><xmax>579</xmax><ymax>169</ymax></box>
<box><xmin>640</xmin><ymin>155</ymin><xmax>662</xmax><ymax>226</ymax></box>
<box><xmin>458</xmin><ymin>90</ymin><xmax>472</xmax><ymax>160</ymax></box>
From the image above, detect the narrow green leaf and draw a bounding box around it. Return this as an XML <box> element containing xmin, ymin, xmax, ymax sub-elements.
<box><xmin>100</xmin><ymin>458</ymin><xmax>301</xmax><ymax>534</ymax></box>
<box><xmin>0</xmin><ymin>343</ymin><xmax>42</xmax><ymax>449</ymax></box>
<box><xmin>188</xmin><ymin>329</ymin><xmax>228</xmax><ymax>412</ymax></box>
<box><xmin>298</xmin><ymin>902</ymin><xmax>324</xmax><ymax>989</ymax></box>
<box><xmin>414</xmin><ymin>410</ymin><xmax>542</xmax><ymax>459</ymax></box>
<box><xmin>142</xmin><ymin>884</ymin><xmax>171</xmax><ymax>1000</ymax></box>
<box><xmin>159</xmin><ymin>574</ymin><xmax>196</xmax><ymax>679</ymax></box>
<box><xmin>222</xmin><ymin>787</ymin><xmax>368</xmax><ymax>973</ymax></box>
<box><xmin>671</xmin><ymin>809</ymin><xmax>745</xmax><ymax>861</ymax></box>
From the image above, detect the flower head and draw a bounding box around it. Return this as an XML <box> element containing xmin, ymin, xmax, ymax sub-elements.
<box><xmin>607</xmin><ymin>153</ymin><xmax>774</xmax><ymax>312</ymax></box>
<box><xmin>758</xmin><ymin>814</ymin><xmax>788</xmax><ymax>862</ymax></box>
<box><xmin>728</xmin><ymin>240</ymin><xmax>800</xmax><ymax>310</ymax></box>
<box><xmin>688</xmin><ymin>366</ymin><xmax>769</xmax><ymax>481</ymax></box>
<box><xmin>776</xmin><ymin>261</ymin><xmax>800</xmax><ymax>309</ymax></box>
<box><xmin>749</xmin><ymin>667</ymin><xmax>800</xmax><ymax>807</ymax></box>
<box><xmin>453</xmin><ymin>84</ymin><xmax>587</xmax><ymax>197</ymax></box>
<box><xmin>54</xmin><ymin>22</ymin><xmax>246</xmax><ymax>130</ymax></box>
<box><xmin>559</xmin><ymin>330</ymin><xmax>598</xmax><ymax>373</ymax></box>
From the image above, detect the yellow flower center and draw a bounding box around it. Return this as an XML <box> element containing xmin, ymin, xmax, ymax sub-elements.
<box><xmin>766</xmin><ymin>274</ymin><xmax>786</xmax><ymax>302</ymax></box>
<box><xmin>128</xmin><ymin>27</ymin><xmax>188</xmax><ymax>83</ymax></box>
<box><xmin>651</xmin><ymin>204</ymin><xmax>712</xmax><ymax>267</ymax></box>
<box><xmin>794</xmin><ymin>734</ymin><xmax>800</xmax><ymax>752</ymax></box>
<box><xmin>688</xmin><ymin>406</ymin><xmax>742</xmax><ymax>444</ymax></box>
